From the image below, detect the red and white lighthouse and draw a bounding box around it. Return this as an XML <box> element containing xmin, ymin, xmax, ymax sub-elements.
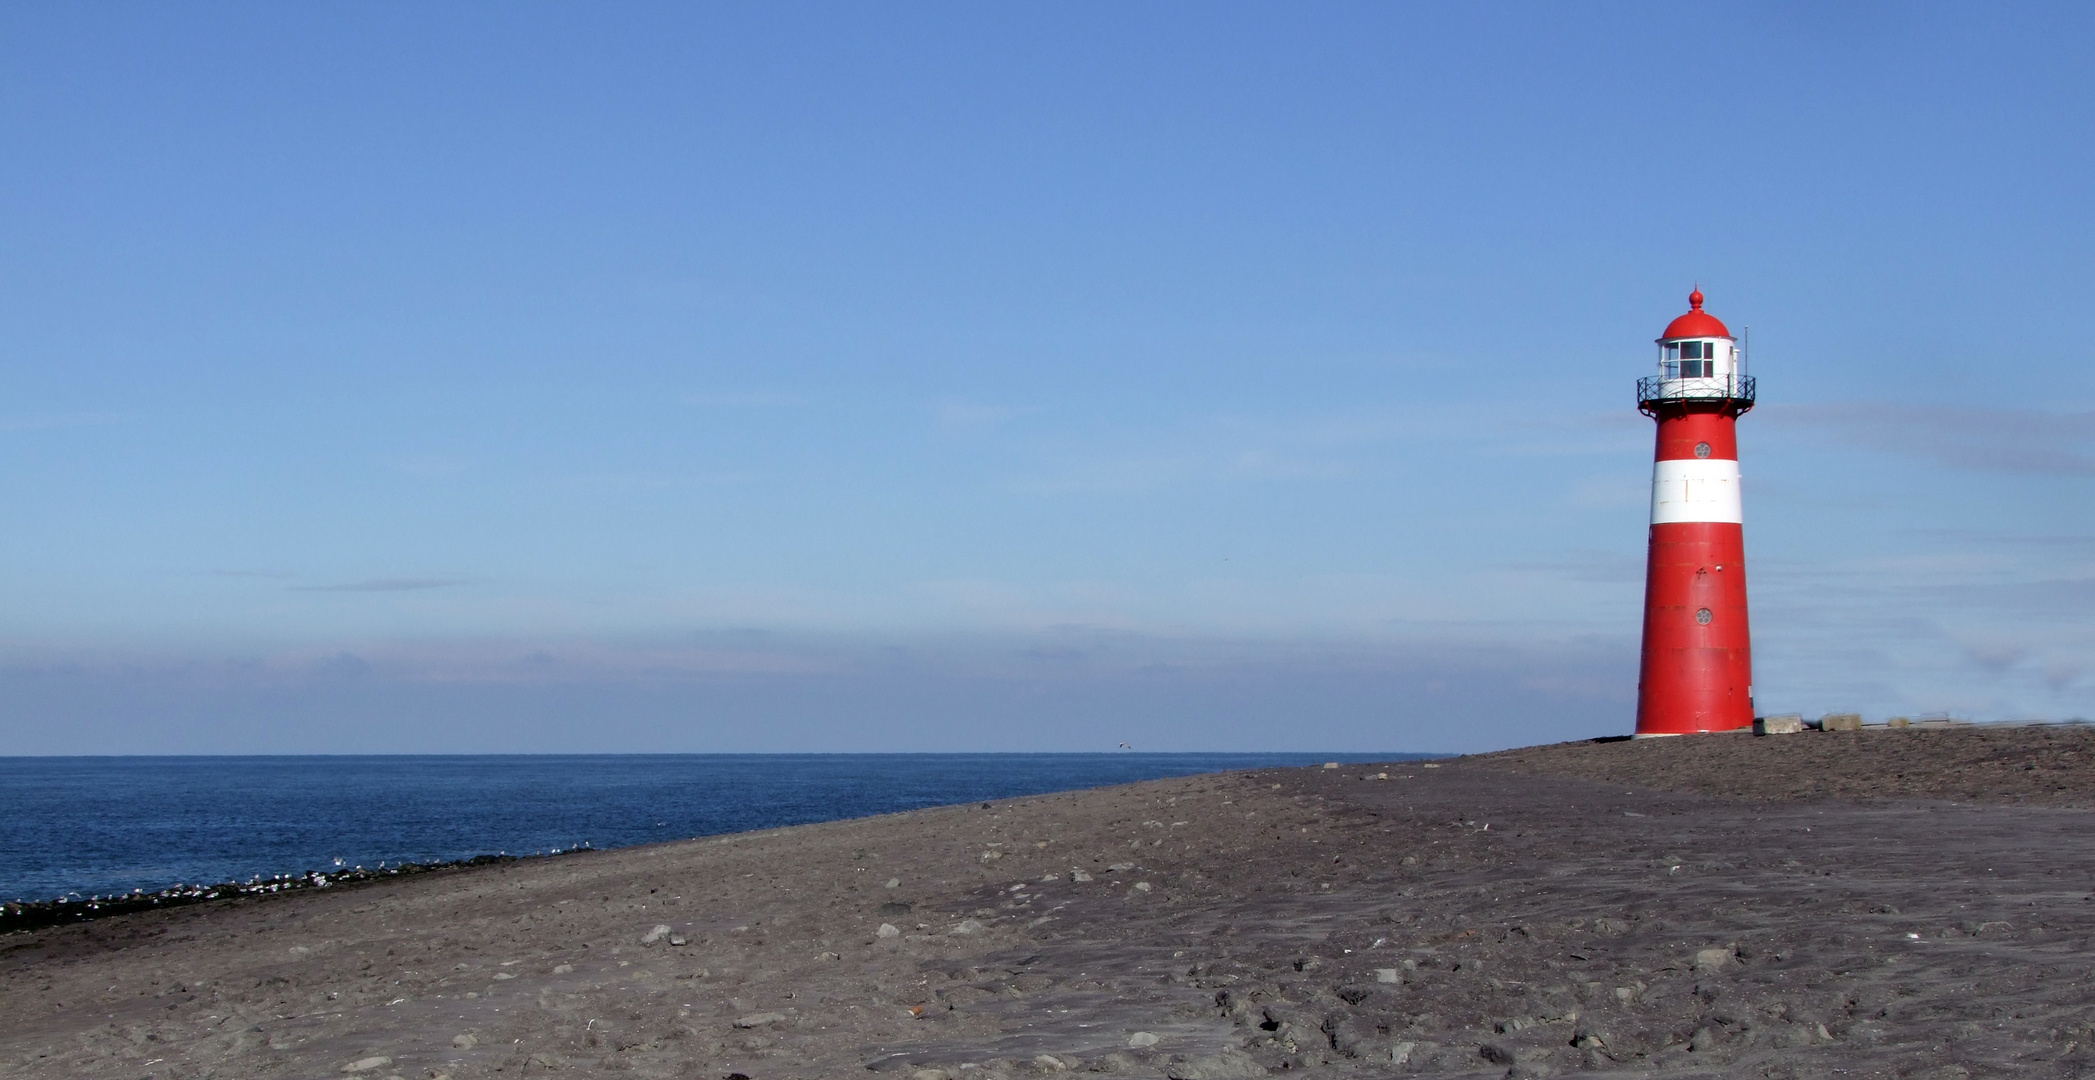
<box><xmin>1634</xmin><ymin>289</ymin><xmax>1756</xmax><ymax>736</ymax></box>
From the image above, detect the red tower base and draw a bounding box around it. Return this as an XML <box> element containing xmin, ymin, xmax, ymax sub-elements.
<box><xmin>1635</xmin><ymin>520</ymin><xmax>1753</xmax><ymax>735</ymax></box>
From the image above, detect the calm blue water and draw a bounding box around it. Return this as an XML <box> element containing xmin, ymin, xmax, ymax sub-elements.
<box><xmin>0</xmin><ymin>753</ymin><xmax>1418</xmax><ymax>902</ymax></box>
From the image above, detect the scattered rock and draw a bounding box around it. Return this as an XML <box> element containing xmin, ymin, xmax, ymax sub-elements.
<box><xmin>641</xmin><ymin>924</ymin><xmax>672</xmax><ymax>944</ymax></box>
<box><xmin>1133</xmin><ymin>881</ymin><xmax>1152</xmax><ymax>892</ymax></box>
<box><xmin>876</xmin><ymin>923</ymin><xmax>901</xmax><ymax>938</ymax></box>
<box><xmin>1690</xmin><ymin>1026</ymin><xmax>1718</xmax><ymax>1052</ymax></box>
<box><xmin>667</xmin><ymin>933</ymin><xmax>688</xmax><ymax>946</ymax></box>
<box><xmin>1479</xmin><ymin>1042</ymin><xmax>1517</xmax><ymax>1065</ymax></box>
<box><xmin>1694</xmin><ymin>946</ymin><xmax>1735</xmax><ymax>973</ymax></box>
<box><xmin>733</xmin><ymin>1012</ymin><xmax>788</xmax><ymax>1028</ymax></box>
<box><xmin>910</xmin><ymin>1069</ymin><xmax>950</xmax><ymax>1080</ymax></box>
<box><xmin>491</xmin><ymin>971</ymin><xmax>514</xmax><ymax>980</ymax></box>
<box><xmin>885</xmin><ymin>877</ymin><xmax>900</xmax><ymax>888</ymax></box>
<box><xmin>951</xmin><ymin>919</ymin><xmax>985</xmax><ymax>935</ymax></box>
<box><xmin>1756</xmin><ymin>714</ymin><xmax>1805</xmax><ymax>735</ymax></box>
<box><xmin>1818</xmin><ymin>713</ymin><xmax>1863</xmax><ymax>732</ymax></box>
<box><xmin>551</xmin><ymin>963</ymin><xmax>574</xmax><ymax>974</ymax></box>
<box><xmin>1071</xmin><ymin>870</ymin><xmax>1094</xmax><ymax>882</ymax></box>
<box><xmin>342</xmin><ymin>1057</ymin><xmax>392</xmax><ymax>1073</ymax></box>
<box><xmin>1128</xmin><ymin>1031</ymin><xmax>1160</xmax><ymax>1047</ymax></box>
<box><xmin>1333</xmin><ymin>1016</ymin><xmax>1388</xmax><ymax>1060</ymax></box>
<box><xmin>452</xmin><ymin>1034</ymin><xmax>477</xmax><ymax>1049</ymax></box>
<box><xmin>1375</xmin><ymin>968</ymin><xmax>1401</xmax><ymax>983</ymax></box>
<box><xmin>1033</xmin><ymin>1053</ymin><xmax>1069</xmax><ymax>1071</ymax></box>
<box><xmin>1389</xmin><ymin>1041</ymin><xmax>1419</xmax><ymax>1065</ymax></box>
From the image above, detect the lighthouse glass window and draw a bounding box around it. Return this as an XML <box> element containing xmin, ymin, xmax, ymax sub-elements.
<box><xmin>1679</xmin><ymin>341</ymin><xmax>1713</xmax><ymax>377</ymax></box>
<box><xmin>1662</xmin><ymin>342</ymin><xmax>1710</xmax><ymax>380</ymax></box>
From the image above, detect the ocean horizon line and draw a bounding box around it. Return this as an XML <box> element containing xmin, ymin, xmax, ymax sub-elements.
<box><xmin>0</xmin><ymin>752</ymin><xmax>1448</xmax><ymax>901</ymax></box>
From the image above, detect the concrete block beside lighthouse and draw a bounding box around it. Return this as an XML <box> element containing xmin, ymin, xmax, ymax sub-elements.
<box><xmin>1634</xmin><ymin>289</ymin><xmax>1757</xmax><ymax>736</ymax></box>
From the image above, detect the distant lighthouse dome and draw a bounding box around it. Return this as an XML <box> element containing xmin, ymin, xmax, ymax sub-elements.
<box><xmin>1660</xmin><ymin>288</ymin><xmax>1732</xmax><ymax>341</ymax></box>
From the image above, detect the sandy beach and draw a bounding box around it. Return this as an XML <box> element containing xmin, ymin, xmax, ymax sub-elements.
<box><xmin>7</xmin><ymin>724</ymin><xmax>2095</xmax><ymax>1079</ymax></box>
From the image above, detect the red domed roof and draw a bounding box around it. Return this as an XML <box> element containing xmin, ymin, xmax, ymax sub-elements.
<box><xmin>1659</xmin><ymin>287</ymin><xmax>1732</xmax><ymax>340</ymax></box>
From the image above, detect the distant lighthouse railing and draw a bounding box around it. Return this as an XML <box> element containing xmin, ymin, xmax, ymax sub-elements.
<box><xmin>1637</xmin><ymin>374</ymin><xmax>1756</xmax><ymax>417</ymax></box>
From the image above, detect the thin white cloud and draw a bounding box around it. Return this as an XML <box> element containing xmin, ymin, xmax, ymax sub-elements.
<box><xmin>295</xmin><ymin>578</ymin><xmax>463</xmax><ymax>593</ymax></box>
<box><xmin>0</xmin><ymin>638</ymin><xmax>1605</xmax><ymax>754</ymax></box>
<box><xmin>537</xmin><ymin>469</ymin><xmax>762</xmax><ymax>489</ymax></box>
<box><xmin>1002</xmin><ymin>400</ymin><xmax>1650</xmax><ymax>494</ymax></box>
<box><xmin>1765</xmin><ymin>403</ymin><xmax>2095</xmax><ymax>476</ymax></box>
<box><xmin>931</xmin><ymin>397</ymin><xmax>1024</xmax><ymax>429</ymax></box>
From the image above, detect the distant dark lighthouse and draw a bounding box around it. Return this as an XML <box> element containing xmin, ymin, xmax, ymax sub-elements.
<box><xmin>1635</xmin><ymin>289</ymin><xmax>1756</xmax><ymax>736</ymax></box>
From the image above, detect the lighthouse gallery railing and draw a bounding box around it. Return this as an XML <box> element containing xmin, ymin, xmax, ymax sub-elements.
<box><xmin>1637</xmin><ymin>373</ymin><xmax>1756</xmax><ymax>414</ymax></box>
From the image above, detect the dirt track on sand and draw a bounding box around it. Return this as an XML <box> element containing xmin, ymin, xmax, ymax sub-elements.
<box><xmin>6</xmin><ymin>725</ymin><xmax>2095</xmax><ymax>1079</ymax></box>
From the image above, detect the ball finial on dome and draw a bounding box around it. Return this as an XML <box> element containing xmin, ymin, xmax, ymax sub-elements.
<box><xmin>1660</xmin><ymin>287</ymin><xmax>1731</xmax><ymax>340</ymax></box>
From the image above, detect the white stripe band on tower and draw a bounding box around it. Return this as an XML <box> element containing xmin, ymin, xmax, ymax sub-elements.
<box><xmin>1650</xmin><ymin>458</ymin><xmax>1743</xmax><ymax>524</ymax></box>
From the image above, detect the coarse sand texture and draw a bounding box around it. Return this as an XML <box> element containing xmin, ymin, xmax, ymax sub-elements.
<box><xmin>6</xmin><ymin>724</ymin><xmax>2095</xmax><ymax>1077</ymax></box>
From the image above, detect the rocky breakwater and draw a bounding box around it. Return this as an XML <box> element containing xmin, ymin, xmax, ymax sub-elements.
<box><xmin>0</xmin><ymin>851</ymin><xmax>581</xmax><ymax>934</ymax></box>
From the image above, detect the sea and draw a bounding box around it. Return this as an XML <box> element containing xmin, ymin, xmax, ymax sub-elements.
<box><xmin>0</xmin><ymin>753</ymin><xmax>1424</xmax><ymax>903</ymax></box>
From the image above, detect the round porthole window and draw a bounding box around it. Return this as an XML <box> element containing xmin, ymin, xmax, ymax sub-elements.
<box><xmin>1694</xmin><ymin>442</ymin><xmax>1712</xmax><ymax>459</ymax></box>
<box><xmin>1695</xmin><ymin>607</ymin><xmax>1713</xmax><ymax>625</ymax></box>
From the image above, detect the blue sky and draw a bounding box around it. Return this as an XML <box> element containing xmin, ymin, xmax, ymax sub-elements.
<box><xmin>1</xmin><ymin>3</ymin><xmax>2091</xmax><ymax>753</ymax></box>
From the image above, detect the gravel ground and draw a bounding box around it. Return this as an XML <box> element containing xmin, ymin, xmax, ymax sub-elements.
<box><xmin>1473</xmin><ymin>722</ymin><xmax>2095</xmax><ymax>806</ymax></box>
<box><xmin>5</xmin><ymin>725</ymin><xmax>2094</xmax><ymax>1079</ymax></box>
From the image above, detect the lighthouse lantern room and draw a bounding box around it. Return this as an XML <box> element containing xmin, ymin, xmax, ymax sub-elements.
<box><xmin>1634</xmin><ymin>289</ymin><xmax>1757</xmax><ymax>736</ymax></box>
